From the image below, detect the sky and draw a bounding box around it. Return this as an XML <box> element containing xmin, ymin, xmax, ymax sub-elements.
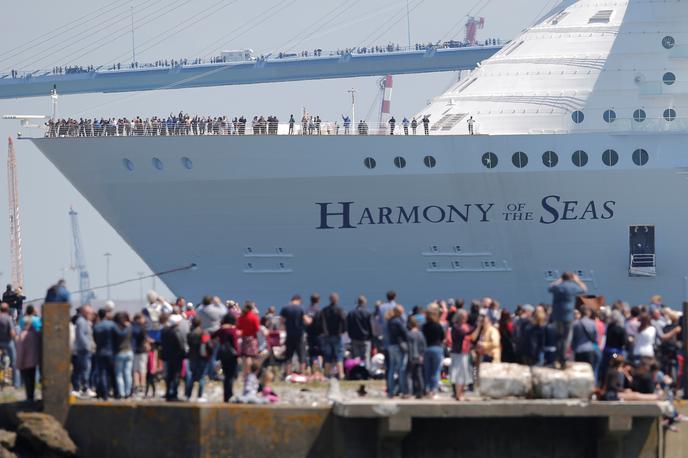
<box><xmin>0</xmin><ymin>0</ymin><xmax>556</xmax><ymax>304</ymax></box>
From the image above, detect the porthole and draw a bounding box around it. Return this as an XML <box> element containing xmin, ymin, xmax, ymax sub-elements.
<box><xmin>603</xmin><ymin>109</ymin><xmax>616</xmax><ymax>123</ymax></box>
<box><xmin>152</xmin><ymin>157</ymin><xmax>163</xmax><ymax>170</ymax></box>
<box><xmin>602</xmin><ymin>149</ymin><xmax>618</xmax><ymax>167</ymax></box>
<box><xmin>572</xmin><ymin>150</ymin><xmax>588</xmax><ymax>167</ymax></box>
<box><xmin>182</xmin><ymin>157</ymin><xmax>193</xmax><ymax>169</ymax></box>
<box><xmin>664</xmin><ymin>108</ymin><xmax>677</xmax><ymax>121</ymax></box>
<box><xmin>663</xmin><ymin>72</ymin><xmax>676</xmax><ymax>85</ymax></box>
<box><xmin>632</xmin><ymin>148</ymin><xmax>649</xmax><ymax>166</ymax></box>
<box><xmin>512</xmin><ymin>151</ymin><xmax>528</xmax><ymax>168</ymax></box>
<box><xmin>423</xmin><ymin>155</ymin><xmax>437</xmax><ymax>168</ymax></box>
<box><xmin>542</xmin><ymin>151</ymin><xmax>558</xmax><ymax>168</ymax></box>
<box><xmin>122</xmin><ymin>158</ymin><xmax>135</xmax><ymax>171</ymax></box>
<box><xmin>482</xmin><ymin>152</ymin><xmax>498</xmax><ymax>169</ymax></box>
<box><xmin>662</xmin><ymin>36</ymin><xmax>675</xmax><ymax>49</ymax></box>
<box><xmin>393</xmin><ymin>156</ymin><xmax>406</xmax><ymax>168</ymax></box>
<box><xmin>633</xmin><ymin>109</ymin><xmax>646</xmax><ymax>123</ymax></box>
<box><xmin>363</xmin><ymin>157</ymin><xmax>376</xmax><ymax>169</ymax></box>
<box><xmin>571</xmin><ymin>110</ymin><xmax>584</xmax><ymax>124</ymax></box>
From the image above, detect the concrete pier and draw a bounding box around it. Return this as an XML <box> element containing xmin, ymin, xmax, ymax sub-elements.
<box><xmin>57</xmin><ymin>399</ymin><xmax>684</xmax><ymax>458</ymax></box>
<box><xmin>40</xmin><ymin>302</ymin><xmax>71</xmax><ymax>424</ymax></box>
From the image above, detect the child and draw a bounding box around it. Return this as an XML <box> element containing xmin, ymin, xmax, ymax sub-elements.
<box><xmin>145</xmin><ymin>341</ymin><xmax>158</xmax><ymax>398</ymax></box>
<box><xmin>237</xmin><ymin>362</ymin><xmax>267</xmax><ymax>404</ymax></box>
<box><xmin>260</xmin><ymin>370</ymin><xmax>279</xmax><ymax>403</ymax></box>
<box><xmin>406</xmin><ymin>316</ymin><xmax>426</xmax><ymax>399</ymax></box>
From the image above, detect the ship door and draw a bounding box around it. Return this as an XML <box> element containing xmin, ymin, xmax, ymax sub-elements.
<box><xmin>629</xmin><ymin>225</ymin><xmax>656</xmax><ymax>277</ymax></box>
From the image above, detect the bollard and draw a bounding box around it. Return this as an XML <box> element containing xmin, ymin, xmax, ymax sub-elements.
<box><xmin>684</xmin><ymin>302</ymin><xmax>688</xmax><ymax>400</ymax></box>
<box><xmin>41</xmin><ymin>302</ymin><xmax>71</xmax><ymax>423</ymax></box>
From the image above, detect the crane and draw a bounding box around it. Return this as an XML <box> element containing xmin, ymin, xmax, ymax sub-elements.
<box><xmin>7</xmin><ymin>137</ymin><xmax>24</xmax><ymax>290</ymax></box>
<box><xmin>465</xmin><ymin>17</ymin><xmax>485</xmax><ymax>46</ymax></box>
<box><xmin>69</xmin><ymin>207</ymin><xmax>95</xmax><ymax>306</ymax></box>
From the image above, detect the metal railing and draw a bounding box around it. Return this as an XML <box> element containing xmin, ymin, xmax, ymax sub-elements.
<box><xmin>0</xmin><ymin>40</ymin><xmax>503</xmax><ymax>80</ymax></box>
<box><xmin>36</xmin><ymin>119</ymin><xmax>432</xmax><ymax>139</ymax></box>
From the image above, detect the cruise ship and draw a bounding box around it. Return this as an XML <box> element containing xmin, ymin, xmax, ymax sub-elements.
<box><xmin>28</xmin><ymin>0</ymin><xmax>688</xmax><ymax>307</ymax></box>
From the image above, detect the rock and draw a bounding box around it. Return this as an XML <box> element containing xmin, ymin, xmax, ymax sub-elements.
<box><xmin>564</xmin><ymin>363</ymin><xmax>595</xmax><ymax>399</ymax></box>
<box><xmin>0</xmin><ymin>431</ymin><xmax>15</xmax><ymax>450</ymax></box>
<box><xmin>0</xmin><ymin>447</ymin><xmax>16</xmax><ymax>458</ymax></box>
<box><xmin>16</xmin><ymin>413</ymin><xmax>77</xmax><ymax>457</ymax></box>
<box><xmin>479</xmin><ymin>363</ymin><xmax>532</xmax><ymax>398</ymax></box>
<box><xmin>532</xmin><ymin>367</ymin><xmax>569</xmax><ymax>399</ymax></box>
<box><xmin>531</xmin><ymin>363</ymin><xmax>595</xmax><ymax>399</ymax></box>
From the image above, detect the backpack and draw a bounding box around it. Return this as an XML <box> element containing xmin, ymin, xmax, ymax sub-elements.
<box><xmin>217</xmin><ymin>333</ymin><xmax>237</xmax><ymax>360</ymax></box>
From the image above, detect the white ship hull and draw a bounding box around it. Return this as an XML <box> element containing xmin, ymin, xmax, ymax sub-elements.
<box><xmin>29</xmin><ymin>133</ymin><xmax>688</xmax><ymax>307</ymax></box>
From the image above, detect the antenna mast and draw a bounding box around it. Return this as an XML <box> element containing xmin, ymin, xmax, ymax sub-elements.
<box><xmin>7</xmin><ymin>138</ymin><xmax>24</xmax><ymax>289</ymax></box>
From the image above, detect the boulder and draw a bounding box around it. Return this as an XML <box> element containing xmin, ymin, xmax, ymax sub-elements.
<box><xmin>479</xmin><ymin>363</ymin><xmax>532</xmax><ymax>398</ymax></box>
<box><xmin>16</xmin><ymin>413</ymin><xmax>76</xmax><ymax>457</ymax></box>
<box><xmin>0</xmin><ymin>430</ymin><xmax>15</xmax><ymax>450</ymax></box>
<box><xmin>0</xmin><ymin>447</ymin><xmax>16</xmax><ymax>458</ymax></box>
<box><xmin>532</xmin><ymin>367</ymin><xmax>569</xmax><ymax>399</ymax></box>
<box><xmin>531</xmin><ymin>363</ymin><xmax>595</xmax><ymax>399</ymax></box>
<box><xmin>565</xmin><ymin>363</ymin><xmax>595</xmax><ymax>399</ymax></box>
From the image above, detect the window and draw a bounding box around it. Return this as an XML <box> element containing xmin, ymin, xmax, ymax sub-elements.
<box><xmin>664</xmin><ymin>108</ymin><xmax>677</xmax><ymax>121</ymax></box>
<box><xmin>452</xmin><ymin>261</ymin><xmax>462</xmax><ymax>269</ymax></box>
<box><xmin>602</xmin><ymin>149</ymin><xmax>618</xmax><ymax>167</ymax></box>
<box><xmin>454</xmin><ymin>245</ymin><xmax>462</xmax><ymax>253</ymax></box>
<box><xmin>571</xmin><ymin>110</ymin><xmax>584</xmax><ymax>124</ymax></box>
<box><xmin>512</xmin><ymin>151</ymin><xmax>528</xmax><ymax>168</ymax></box>
<box><xmin>589</xmin><ymin>10</ymin><xmax>613</xmax><ymax>24</ymax></box>
<box><xmin>364</xmin><ymin>157</ymin><xmax>376</xmax><ymax>169</ymax></box>
<box><xmin>663</xmin><ymin>72</ymin><xmax>676</xmax><ymax>85</ymax></box>
<box><xmin>122</xmin><ymin>159</ymin><xmax>134</xmax><ymax>171</ymax></box>
<box><xmin>603</xmin><ymin>109</ymin><xmax>616</xmax><ymax>123</ymax></box>
<box><xmin>632</xmin><ymin>148</ymin><xmax>649</xmax><ymax>166</ymax></box>
<box><xmin>181</xmin><ymin>157</ymin><xmax>193</xmax><ymax>169</ymax></box>
<box><xmin>152</xmin><ymin>157</ymin><xmax>163</xmax><ymax>170</ymax></box>
<box><xmin>482</xmin><ymin>152</ymin><xmax>498</xmax><ymax>169</ymax></box>
<box><xmin>542</xmin><ymin>151</ymin><xmax>558</xmax><ymax>168</ymax></box>
<box><xmin>662</xmin><ymin>36</ymin><xmax>675</xmax><ymax>49</ymax></box>
<box><xmin>423</xmin><ymin>155</ymin><xmax>437</xmax><ymax>168</ymax></box>
<box><xmin>572</xmin><ymin>150</ymin><xmax>588</xmax><ymax>167</ymax></box>
<box><xmin>394</xmin><ymin>156</ymin><xmax>406</xmax><ymax>168</ymax></box>
<box><xmin>633</xmin><ymin>109</ymin><xmax>646</xmax><ymax>123</ymax></box>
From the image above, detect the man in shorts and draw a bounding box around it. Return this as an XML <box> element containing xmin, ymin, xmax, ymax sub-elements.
<box><xmin>318</xmin><ymin>293</ymin><xmax>347</xmax><ymax>379</ymax></box>
<box><xmin>280</xmin><ymin>295</ymin><xmax>306</xmax><ymax>375</ymax></box>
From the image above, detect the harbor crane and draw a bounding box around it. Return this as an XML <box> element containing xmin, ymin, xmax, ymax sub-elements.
<box><xmin>69</xmin><ymin>207</ymin><xmax>95</xmax><ymax>306</ymax></box>
<box><xmin>6</xmin><ymin>138</ymin><xmax>24</xmax><ymax>289</ymax></box>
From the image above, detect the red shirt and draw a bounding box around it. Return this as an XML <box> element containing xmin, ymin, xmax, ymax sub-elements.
<box><xmin>237</xmin><ymin>311</ymin><xmax>260</xmax><ymax>338</ymax></box>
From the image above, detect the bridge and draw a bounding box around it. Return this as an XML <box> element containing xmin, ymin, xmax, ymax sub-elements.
<box><xmin>0</xmin><ymin>45</ymin><xmax>501</xmax><ymax>99</ymax></box>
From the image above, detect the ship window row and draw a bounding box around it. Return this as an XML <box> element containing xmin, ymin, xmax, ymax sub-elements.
<box><xmin>482</xmin><ymin>149</ymin><xmax>649</xmax><ymax>169</ymax></box>
<box><xmin>122</xmin><ymin>157</ymin><xmax>193</xmax><ymax>171</ymax></box>
<box><xmin>572</xmin><ymin>108</ymin><xmax>678</xmax><ymax>124</ymax></box>
<box><xmin>364</xmin><ymin>155</ymin><xmax>437</xmax><ymax>170</ymax></box>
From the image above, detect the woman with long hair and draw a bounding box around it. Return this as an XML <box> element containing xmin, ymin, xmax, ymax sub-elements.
<box><xmin>498</xmin><ymin>310</ymin><xmax>516</xmax><ymax>363</ymax></box>
<box><xmin>113</xmin><ymin>312</ymin><xmax>133</xmax><ymax>399</ymax></box>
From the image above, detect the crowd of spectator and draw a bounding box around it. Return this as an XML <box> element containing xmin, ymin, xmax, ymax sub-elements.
<box><xmin>1</xmin><ymin>273</ymin><xmax>685</xmax><ymax>432</ymax></box>
<box><xmin>41</xmin><ymin>113</ymin><xmax>483</xmax><ymax>137</ymax></box>
<box><xmin>44</xmin><ymin>112</ymin><xmax>435</xmax><ymax>137</ymax></box>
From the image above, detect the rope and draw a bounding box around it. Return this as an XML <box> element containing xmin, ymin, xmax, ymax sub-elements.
<box><xmin>23</xmin><ymin>263</ymin><xmax>197</xmax><ymax>305</ymax></box>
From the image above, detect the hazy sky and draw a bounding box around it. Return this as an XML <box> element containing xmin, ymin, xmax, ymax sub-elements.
<box><xmin>0</xmin><ymin>0</ymin><xmax>555</xmax><ymax>304</ymax></box>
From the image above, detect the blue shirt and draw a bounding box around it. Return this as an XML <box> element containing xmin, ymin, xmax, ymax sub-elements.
<box><xmin>93</xmin><ymin>319</ymin><xmax>117</xmax><ymax>356</ymax></box>
<box><xmin>548</xmin><ymin>281</ymin><xmax>584</xmax><ymax>322</ymax></box>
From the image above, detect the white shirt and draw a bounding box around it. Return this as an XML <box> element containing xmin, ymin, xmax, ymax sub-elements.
<box><xmin>634</xmin><ymin>326</ymin><xmax>656</xmax><ymax>357</ymax></box>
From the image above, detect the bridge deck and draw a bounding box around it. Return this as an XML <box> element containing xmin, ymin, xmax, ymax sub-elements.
<box><xmin>0</xmin><ymin>46</ymin><xmax>500</xmax><ymax>99</ymax></box>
